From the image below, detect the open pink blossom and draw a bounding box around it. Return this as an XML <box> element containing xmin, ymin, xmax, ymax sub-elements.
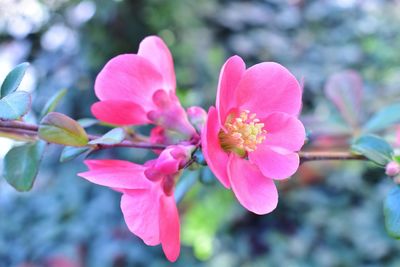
<box><xmin>202</xmin><ymin>56</ymin><xmax>305</xmax><ymax>214</ymax></box>
<box><xmin>78</xmin><ymin>145</ymin><xmax>193</xmax><ymax>262</ymax></box>
<box><xmin>91</xmin><ymin>36</ymin><xmax>196</xmax><ymax>138</ymax></box>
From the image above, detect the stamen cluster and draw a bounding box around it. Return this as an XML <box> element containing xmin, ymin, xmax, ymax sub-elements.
<box><xmin>219</xmin><ymin>110</ymin><xmax>266</xmax><ymax>156</ymax></box>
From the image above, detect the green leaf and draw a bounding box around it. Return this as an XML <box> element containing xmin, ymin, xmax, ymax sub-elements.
<box><xmin>384</xmin><ymin>185</ymin><xmax>400</xmax><ymax>239</ymax></box>
<box><xmin>181</xmin><ymin>186</ymin><xmax>234</xmax><ymax>260</ymax></box>
<box><xmin>40</xmin><ymin>88</ymin><xmax>67</xmax><ymax>118</ymax></box>
<box><xmin>2</xmin><ymin>141</ymin><xmax>46</xmax><ymax>191</ymax></box>
<box><xmin>351</xmin><ymin>134</ymin><xmax>393</xmax><ymax>166</ymax></box>
<box><xmin>77</xmin><ymin>118</ymin><xmax>98</xmax><ymax>128</ymax></box>
<box><xmin>0</xmin><ymin>62</ymin><xmax>29</xmax><ymax>98</ymax></box>
<box><xmin>60</xmin><ymin>146</ymin><xmax>91</xmax><ymax>162</ymax></box>
<box><xmin>363</xmin><ymin>103</ymin><xmax>400</xmax><ymax>132</ymax></box>
<box><xmin>394</xmin><ymin>155</ymin><xmax>400</xmax><ymax>164</ymax></box>
<box><xmin>39</xmin><ymin>112</ymin><xmax>88</xmax><ymax>146</ymax></box>
<box><xmin>0</xmin><ymin>91</ymin><xmax>31</xmax><ymax>120</ymax></box>
<box><xmin>88</xmin><ymin>128</ymin><xmax>125</xmax><ymax>145</ymax></box>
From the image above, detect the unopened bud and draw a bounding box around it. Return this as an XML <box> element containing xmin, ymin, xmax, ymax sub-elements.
<box><xmin>187</xmin><ymin>106</ymin><xmax>207</xmax><ymax>133</ymax></box>
<box><xmin>386</xmin><ymin>161</ymin><xmax>400</xmax><ymax>177</ymax></box>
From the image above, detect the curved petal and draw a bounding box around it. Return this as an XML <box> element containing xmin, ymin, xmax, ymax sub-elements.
<box><xmin>235</xmin><ymin>62</ymin><xmax>302</xmax><ymax>117</ymax></box>
<box><xmin>227</xmin><ymin>154</ymin><xmax>278</xmax><ymax>215</ymax></box>
<box><xmin>216</xmin><ymin>56</ymin><xmax>246</xmax><ymax>124</ymax></box>
<box><xmin>94</xmin><ymin>54</ymin><xmax>163</xmax><ymax>111</ymax></box>
<box><xmin>91</xmin><ymin>100</ymin><xmax>150</xmax><ymax>126</ymax></box>
<box><xmin>159</xmin><ymin>194</ymin><xmax>180</xmax><ymax>262</ymax></box>
<box><xmin>138</xmin><ymin>36</ymin><xmax>176</xmax><ymax>92</ymax></box>
<box><xmin>249</xmin><ymin>146</ymin><xmax>300</xmax><ymax>180</ymax></box>
<box><xmin>121</xmin><ymin>186</ymin><xmax>162</xmax><ymax>246</ymax></box>
<box><xmin>78</xmin><ymin>160</ymin><xmax>151</xmax><ymax>189</ymax></box>
<box><xmin>201</xmin><ymin>107</ymin><xmax>230</xmax><ymax>188</ymax></box>
<box><xmin>261</xmin><ymin>112</ymin><xmax>305</xmax><ymax>151</ymax></box>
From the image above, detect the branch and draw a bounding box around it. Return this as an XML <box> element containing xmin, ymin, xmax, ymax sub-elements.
<box><xmin>0</xmin><ymin>120</ymin><xmax>166</xmax><ymax>150</ymax></box>
<box><xmin>0</xmin><ymin>120</ymin><xmax>369</xmax><ymax>160</ymax></box>
<box><xmin>299</xmin><ymin>151</ymin><xmax>366</xmax><ymax>162</ymax></box>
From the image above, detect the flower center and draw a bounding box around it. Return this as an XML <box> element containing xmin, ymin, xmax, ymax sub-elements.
<box><xmin>219</xmin><ymin>110</ymin><xmax>267</xmax><ymax>157</ymax></box>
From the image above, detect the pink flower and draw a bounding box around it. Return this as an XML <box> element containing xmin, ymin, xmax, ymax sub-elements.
<box><xmin>202</xmin><ymin>56</ymin><xmax>305</xmax><ymax>214</ymax></box>
<box><xmin>78</xmin><ymin>145</ymin><xmax>194</xmax><ymax>262</ymax></box>
<box><xmin>91</xmin><ymin>36</ymin><xmax>196</xmax><ymax>139</ymax></box>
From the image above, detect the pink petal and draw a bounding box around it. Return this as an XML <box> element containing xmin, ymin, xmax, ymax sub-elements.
<box><xmin>154</xmin><ymin>150</ymin><xmax>180</xmax><ymax>175</ymax></box>
<box><xmin>227</xmin><ymin>154</ymin><xmax>278</xmax><ymax>215</ymax></box>
<box><xmin>138</xmin><ymin>36</ymin><xmax>176</xmax><ymax>93</ymax></box>
<box><xmin>235</xmin><ymin>62</ymin><xmax>302</xmax><ymax>117</ymax></box>
<box><xmin>261</xmin><ymin>112</ymin><xmax>305</xmax><ymax>151</ymax></box>
<box><xmin>159</xmin><ymin>194</ymin><xmax>180</xmax><ymax>262</ymax></box>
<box><xmin>78</xmin><ymin>160</ymin><xmax>151</xmax><ymax>189</ymax></box>
<box><xmin>201</xmin><ymin>107</ymin><xmax>230</xmax><ymax>188</ymax></box>
<box><xmin>249</xmin><ymin>145</ymin><xmax>300</xmax><ymax>180</ymax></box>
<box><xmin>216</xmin><ymin>56</ymin><xmax>246</xmax><ymax>124</ymax></box>
<box><xmin>91</xmin><ymin>100</ymin><xmax>150</xmax><ymax>126</ymax></box>
<box><xmin>121</xmin><ymin>187</ymin><xmax>161</xmax><ymax>246</ymax></box>
<box><xmin>94</xmin><ymin>54</ymin><xmax>163</xmax><ymax>111</ymax></box>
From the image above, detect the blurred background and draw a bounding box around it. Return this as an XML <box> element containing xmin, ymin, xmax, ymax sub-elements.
<box><xmin>1</xmin><ymin>0</ymin><xmax>400</xmax><ymax>266</ymax></box>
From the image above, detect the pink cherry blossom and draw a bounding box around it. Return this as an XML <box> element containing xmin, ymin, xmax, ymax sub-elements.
<box><xmin>78</xmin><ymin>145</ymin><xmax>194</xmax><ymax>262</ymax></box>
<box><xmin>202</xmin><ymin>56</ymin><xmax>305</xmax><ymax>215</ymax></box>
<box><xmin>91</xmin><ymin>36</ymin><xmax>196</xmax><ymax>139</ymax></box>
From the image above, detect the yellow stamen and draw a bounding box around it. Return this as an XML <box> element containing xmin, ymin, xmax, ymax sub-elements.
<box><xmin>219</xmin><ymin>110</ymin><xmax>267</xmax><ymax>157</ymax></box>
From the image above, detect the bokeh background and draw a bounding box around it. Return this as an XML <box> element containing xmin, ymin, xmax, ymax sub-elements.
<box><xmin>1</xmin><ymin>0</ymin><xmax>400</xmax><ymax>266</ymax></box>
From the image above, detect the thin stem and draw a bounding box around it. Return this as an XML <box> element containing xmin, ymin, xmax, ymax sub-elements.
<box><xmin>0</xmin><ymin>120</ymin><xmax>166</xmax><ymax>150</ymax></box>
<box><xmin>0</xmin><ymin>127</ymin><xmax>38</xmax><ymax>137</ymax></box>
<box><xmin>0</xmin><ymin>120</ymin><xmax>38</xmax><ymax>131</ymax></box>
<box><xmin>0</xmin><ymin>120</ymin><xmax>369</xmax><ymax>160</ymax></box>
<box><xmin>299</xmin><ymin>151</ymin><xmax>366</xmax><ymax>162</ymax></box>
<box><xmin>95</xmin><ymin>141</ymin><xmax>166</xmax><ymax>150</ymax></box>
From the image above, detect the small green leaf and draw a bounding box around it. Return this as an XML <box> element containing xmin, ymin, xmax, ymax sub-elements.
<box><xmin>2</xmin><ymin>141</ymin><xmax>46</xmax><ymax>191</ymax></box>
<box><xmin>363</xmin><ymin>103</ymin><xmax>400</xmax><ymax>132</ymax></box>
<box><xmin>40</xmin><ymin>88</ymin><xmax>67</xmax><ymax>118</ymax></box>
<box><xmin>384</xmin><ymin>185</ymin><xmax>400</xmax><ymax>239</ymax></box>
<box><xmin>60</xmin><ymin>146</ymin><xmax>91</xmax><ymax>162</ymax></box>
<box><xmin>88</xmin><ymin>128</ymin><xmax>125</xmax><ymax>145</ymax></box>
<box><xmin>77</xmin><ymin>118</ymin><xmax>98</xmax><ymax>128</ymax></box>
<box><xmin>0</xmin><ymin>62</ymin><xmax>29</xmax><ymax>98</ymax></box>
<box><xmin>0</xmin><ymin>91</ymin><xmax>31</xmax><ymax>120</ymax></box>
<box><xmin>394</xmin><ymin>155</ymin><xmax>400</xmax><ymax>163</ymax></box>
<box><xmin>351</xmin><ymin>134</ymin><xmax>393</xmax><ymax>166</ymax></box>
<box><xmin>39</xmin><ymin>112</ymin><xmax>88</xmax><ymax>146</ymax></box>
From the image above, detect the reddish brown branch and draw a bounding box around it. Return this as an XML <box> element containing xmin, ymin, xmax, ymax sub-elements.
<box><xmin>0</xmin><ymin>120</ymin><xmax>370</xmax><ymax>160</ymax></box>
<box><xmin>0</xmin><ymin>120</ymin><xmax>166</xmax><ymax>150</ymax></box>
<box><xmin>299</xmin><ymin>151</ymin><xmax>366</xmax><ymax>162</ymax></box>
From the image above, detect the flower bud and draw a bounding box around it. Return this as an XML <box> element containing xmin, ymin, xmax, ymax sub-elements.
<box><xmin>187</xmin><ymin>106</ymin><xmax>207</xmax><ymax>133</ymax></box>
<box><xmin>386</xmin><ymin>161</ymin><xmax>400</xmax><ymax>177</ymax></box>
<box><xmin>147</xmin><ymin>90</ymin><xmax>197</xmax><ymax>139</ymax></box>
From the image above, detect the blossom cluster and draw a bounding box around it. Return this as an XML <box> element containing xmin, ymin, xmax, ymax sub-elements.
<box><xmin>78</xmin><ymin>36</ymin><xmax>305</xmax><ymax>262</ymax></box>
